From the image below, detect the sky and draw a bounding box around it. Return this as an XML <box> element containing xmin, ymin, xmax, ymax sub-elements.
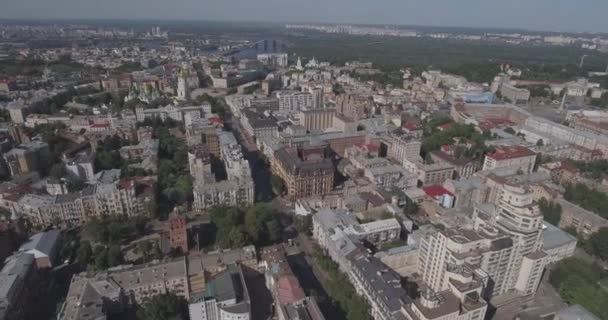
<box><xmin>1</xmin><ymin>0</ymin><xmax>608</xmax><ymax>33</ymax></box>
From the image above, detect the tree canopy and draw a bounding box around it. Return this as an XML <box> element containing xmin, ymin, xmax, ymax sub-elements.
<box><xmin>209</xmin><ymin>203</ymin><xmax>283</xmax><ymax>249</ymax></box>
<box><xmin>538</xmin><ymin>198</ymin><xmax>562</xmax><ymax>226</ymax></box>
<box><xmin>136</xmin><ymin>293</ymin><xmax>189</xmax><ymax>320</ymax></box>
<box><xmin>564</xmin><ymin>183</ymin><xmax>608</xmax><ymax>219</ymax></box>
<box><xmin>550</xmin><ymin>257</ymin><xmax>608</xmax><ymax>319</ymax></box>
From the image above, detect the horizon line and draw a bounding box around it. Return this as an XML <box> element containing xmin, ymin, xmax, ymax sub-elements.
<box><xmin>0</xmin><ymin>17</ymin><xmax>606</xmax><ymax>36</ymax></box>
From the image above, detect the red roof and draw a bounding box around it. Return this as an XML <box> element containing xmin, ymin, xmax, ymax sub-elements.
<box><xmin>403</xmin><ymin>121</ymin><xmax>420</xmax><ymax>131</ymax></box>
<box><xmin>208</xmin><ymin>117</ymin><xmax>224</xmax><ymax>125</ymax></box>
<box><xmin>276</xmin><ymin>275</ymin><xmax>306</xmax><ymax>304</ymax></box>
<box><xmin>90</xmin><ymin>123</ymin><xmax>110</xmax><ymax>128</ymax></box>
<box><xmin>479</xmin><ymin>118</ymin><xmax>514</xmax><ymax>131</ymax></box>
<box><xmin>487</xmin><ymin>145</ymin><xmax>536</xmax><ymax>161</ymax></box>
<box><xmin>422</xmin><ymin>185</ymin><xmax>454</xmax><ymax>198</ymax></box>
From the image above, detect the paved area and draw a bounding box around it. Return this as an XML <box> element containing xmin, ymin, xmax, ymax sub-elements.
<box><xmin>491</xmin><ymin>270</ymin><xmax>566</xmax><ymax>320</ymax></box>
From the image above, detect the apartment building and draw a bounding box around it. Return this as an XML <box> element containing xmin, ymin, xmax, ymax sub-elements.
<box><xmin>59</xmin><ymin>258</ymin><xmax>189</xmax><ymax>320</ymax></box>
<box><xmin>387</xmin><ymin>134</ymin><xmax>422</xmax><ymax>166</ymax></box>
<box><xmin>298</xmin><ymin>108</ymin><xmax>335</xmax><ymax>132</ymax></box>
<box><xmin>556</xmin><ymin>198</ymin><xmax>608</xmax><ymax>238</ymax></box>
<box><xmin>135</xmin><ymin>104</ymin><xmax>207</xmax><ymax>122</ymax></box>
<box><xmin>2</xmin><ymin>140</ymin><xmax>49</xmax><ymax>177</ymax></box>
<box><xmin>482</xmin><ymin>145</ymin><xmax>536</xmax><ymax>174</ymax></box>
<box><xmin>188</xmin><ymin>264</ymin><xmax>251</xmax><ymax>320</ymax></box>
<box><xmin>277</xmin><ymin>91</ymin><xmax>313</xmax><ymax>111</ymax></box>
<box><xmin>500</xmin><ymin>83</ymin><xmax>530</xmax><ymax>104</ymax></box>
<box><xmin>17</xmin><ymin>176</ymin><xmax>155</xmax><ymax>227</ymax></box>
<box><xmin>420</xmin><ymin>183</ymin><xmax>548</xmax><ymax>300</ymax></box>
<box><xmin>272</xmin><ymin>147</ymin><xmax>335</xmax><ymax>200</ymax></box>
<box><xmin>192</xmin><ymin>131</ymin><xmax>254</xmax><ymax>212</ymax></box>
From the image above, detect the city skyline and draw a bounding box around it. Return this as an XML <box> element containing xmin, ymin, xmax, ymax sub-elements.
<box><xmin>2</xmin><ymin>0</ymin><xmax>608</xmax><ymax>33</ymax></box>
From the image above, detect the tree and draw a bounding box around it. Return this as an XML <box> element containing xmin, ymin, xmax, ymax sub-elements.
<box><xmin>536</xmin><ymin>139</ymin><xmax>544</xmax><ymax>147</ymax></box>
<box><xmin>76</xmin><ymin>240</ymin><xmax>93</xmax><ymax>265</ymax></box>
<box><xmin>227</xmin><ymin>227</ymin><xmax>249</xmax><ymax>248</ymax></box>
<box><xmin>504</xmin><ymin>127</ymin><xmax>516</xmax><ymax>134</ymax></box>
<box><xmin>550</xmin><ymin>257</ymin><xmax>608</xmax><ymax>319</ymax></box>
<box><xmin>403</xmin><ymin>197</ymin><xmax>419</xmax><ymax>216</ymax></box>
<box><xmin>94</xmin><ymin>246</ymin><xmax>108</xmax><ymax>271</ymax></box>
<box><xmin>107</xmin><ymin>245</ymin><xmax>123</xmax><ymax>267</ymax></box>
<box><xmin>137</xmin><ymin>293</ymin><xmax>189</xmax><ymax>320</ymax></box>
<box><xmin>270</xmin><ymin>175</ymin><xmax>286</xmax><ymax>196</ymax></box>
<box><xmin>266</xmin><ymin>220</ymin><xmax>283</xmax><ymax>243</ymax></box>
<box><xmin>295</xmin><ymin>215</ymin><xmax>313</xmax><ymax>236</ymax></box>
<box><xmin>585</xmin><ymin>228</ymin><xmax>608</xmax><ymax>261</ymax></box>
<box><xmin>538</xmin><ymin>198</ymin><xmax>562</xmax><ymax>225</ymax></box>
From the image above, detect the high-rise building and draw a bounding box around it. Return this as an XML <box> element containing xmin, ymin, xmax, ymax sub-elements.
<box><xmin>419</xmin><ymin>183</ymin><xmax>547</xmax><ymax>300</ymax></box>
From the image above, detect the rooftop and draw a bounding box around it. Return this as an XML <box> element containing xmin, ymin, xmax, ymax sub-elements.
<box><xmin>486</xmin><ymin>145</ymin><xmax>536</xmax><ymax>161</ymax></box>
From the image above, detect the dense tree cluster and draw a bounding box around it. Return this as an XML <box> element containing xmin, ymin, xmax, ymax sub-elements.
<box><xmin>75</xmin><ymin>216</ymin><xmax>150</xmax><ymax>270</ymax></box>
<box><xmin>287</xmin><ymin>35</ymin><xmax>605</xmax><ymax>82</ymax></box>
<box><xmin>208</xmin><ymin>203</ymin><xmax>283</xmax><ymax>249</ymax></box>
<box><xmin>312</xmin><ymin>245</ymin><xmax>370</xmax><ymax>320</ymax></box>
<box><xmin>350</xmin><ymin>71</ymin><xmax>404</xmax><ymax>88</ymax></box>
<box><xmin>564</xmin><ymin>183</ymin><xmax>608</xmax><ymax>219</ymax></box>
<box><xmin>584</xmin><ymin>228</ymin><xmax>608</xmax><ymax>261</ymax></box>
<box><xmin>421</xmin><ymin>118</ymin><xmax>493</xmax><ymax>160</ymax></box>
<box><xmin>550</xmin><ymin>257</ymin><xmax>608</xmax><ymax>319</ymax></box>
<box><xmin>114</xmin><ymin>61</ymin><xmax>145</xmax><ymax>72</ymax></box>
<box><xmin>136</xmin><ymin>293</ymin><xmax>189</xmax><ymax>320</ymax></box>
<box><xmin>566</xmin><ymin>159</ymin><xmax>608</xmax><ymax>180</ymax></box>
<box><xmin>270</xmin><ymin>174</ymin><xmax>287</xmax><ymax>196</ymax></box>
<box><xmin>538</xmin><ymin>198</ymin><xmax>562</xmax><ymax>225</ymax></box>
<box><xmin>94</xmin><ymin>135</ymin><xmax>129</xmax><ymax>171</ymax></box>
<box><xmin>195</xmin><ymin>94</ymin><xmax>228</xmax><ymax>118</ymax></box>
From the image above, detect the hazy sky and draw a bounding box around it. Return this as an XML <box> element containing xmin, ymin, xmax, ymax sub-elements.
<box><xmin>2</xmin><ymin>0</ymin><xmax>608</xmax><ymax>33</ymax></box>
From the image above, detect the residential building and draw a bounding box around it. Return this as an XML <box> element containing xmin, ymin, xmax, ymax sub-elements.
<box><xmin>420</xmin><ymin>183</ymin><xmax>547</xmax><ymax>300</ymax></box>
<box><xmin>272</xmin><ymin>147</ymin><xmax>335</xmax><ymax>200</ymax></box>
<box><xmin>541</xmin><ymin>223</ymin><xmax>577</xmax><ymax>264</ymax></box>
<box><xmin>241</xmin><ymin>109</ymin><xmax>278</xmax><ymax>141</ymax></box>
<box><xmin>500</xmin><ymin>83</ymin><xmax>530</xmax><ymax>104</ymax></box>
<box><xmin>416</xmin><ymin>162</ymin><xmax>455</xmax><ymax>186</ymax></box>
<box><xmin>277</xmin><ymin>91</ymin><xmax>313</xmax><ymax>111</ymax></box>
<box><xmin>387</xmin><ymin>134</ymin><xmax>422</xmax><ymax>166</ymax></box>
<box><xmin>17</xmin><ymin>176</ymin><xmax>155</xmax><ymax>228</ymax></box>
<box><xmin>482</xmin><ymin>145</ymin><xmax>536</xmax><ymax>174</ymax></box>
<box><xmin>3</xmin><ymin>140</ymin><xmax>49</xmax><ymax>177</ymax></box>
<box><xmin>556</xmin><ymin>198</ymin><xmax>608</xmax><ymax>238</ymax></box>
<box><xmin>257</xmin><ymin>53</ymin><xmax>288</xmax><ymax>67</ymax></box>
<box><xmin>135</xmin><ymin>104</ymin><xmax>207</xmax><ymax>123</ymax></box>
<box><xmin>188</xmin><ymin>264</ymin><xmax>251</xmax><ymax>320</ymax></box>
<box><xmin>298</xmin><ymin>108</ymin><xmax>335</xmax><ymax>132</ymax></box>
<box><xmin>430</xmin><ymin>151</ymin><xmax>479</xmax><ymax>180</ymax></box>
<box><xmin>192</xmin><ymin>132</ymin><xmax>254</xmax><ymax>212</ymax></box>
<box><xmin>0</xmin><ymin>230</ymin><xmax>62</xmax><ymax>320</ymax></box>
<box><xmin>59</xmin><ymin>258</ymin><xmax>189</xmax><ymax>320</ymax></box>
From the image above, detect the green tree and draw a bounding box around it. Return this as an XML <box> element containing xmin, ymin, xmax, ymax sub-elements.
<box><xmin>136</xmin><ymin>293</ymin><xmax>189</xmax><ymax>320</ymax></box>
<box><xmin>270</xmin><ymin>174</ymin><xmax>286</xmax><ymax>196</ymax></box>
<box><xmin>550</xmin><ymin>257</ymin><xmax>608</xmax><ymax>319</ymax></box>
<box><xmin>76</xmin><ymin>240</ymin><xmax>93</xmax><ymax>265</ymax></box>
<box><xmin>538</xmin><ymin>198</ymin><xmax>562</xmax><ymax>225</ymax></box>
<box><xmin>107</xmin><ymin>245</ymin><xmax>123</xmax><ymax>267</ymax></box>
<box><xmin>536</xmin><ymin>139</ymin><xmax>544</xmax><ymax>147</ymax></box>
<box><xmin>585</xmin><ymin>228</ymin><xmax>608</xmax><ymax>261</ymax></box>
<box><xmin>94</xmin><ymin>246</ymin><xmax>108</xmax><ymax>270</ymax></box>
<box><xmin>295</xmin><ymin>215</ymin><xmax>313</xmax><ymax>236</ymax></box>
